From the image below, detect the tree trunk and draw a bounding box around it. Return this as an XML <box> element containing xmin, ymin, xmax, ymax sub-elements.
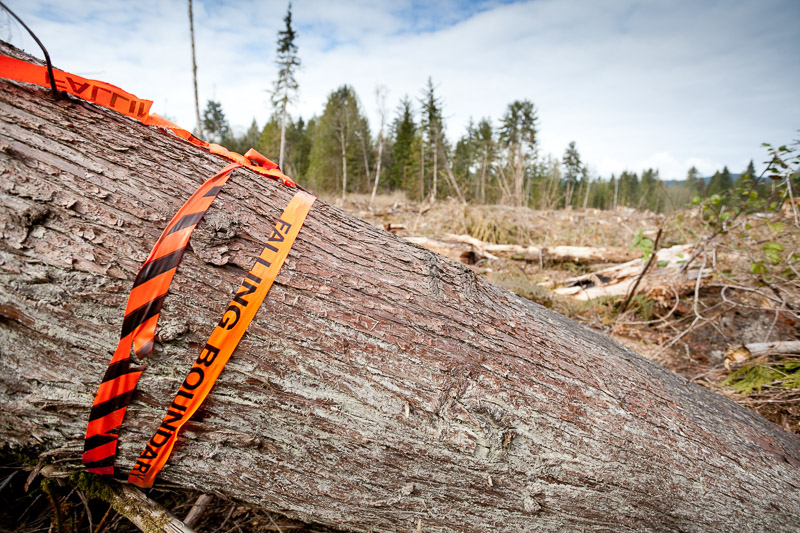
<box><xmin>479</xmin><ymin>152</ymin><xmax>487</xmax><ymax>204</ymax></box>
<box><xmin>439</xmin><ymin>145</ymin><xmax>465</xmax><ymax>205</ymax></box>
<box><xmin>432</xmin><ymin>130</ymin><xmax>438</xmax><ymax>203</ymax></box>
<box><xmin>369</xmin><ymin>128</ymin><xmax>383</xmax><ymax>206</ymax></box>
<box><xmin>583</xmin><ymin>180</ymin><xmax>591</xmax><ymax>209</ymax></box>
<box><xmin>1</xmin><ymin>67</ymin><xmax>799</xmax><ymax>532</ymax></box>
<box><xmin>340</xmin><ymin>131</ymin><xmax>347</xmax><ymax>201</ymax></box>
<box><xmin>188</xmin><ymin>0</ymin><xmax>202</xmax><ymax>139</ymax></box>
<box><xmin>278</xmin><ymin>89</ymin><xmax>287</xmax><ymax>170</ymax></box>
<box><xmin>370</xmin><ymin>87</ymin><xmax>387</xmax><ymax>207</ymax></box>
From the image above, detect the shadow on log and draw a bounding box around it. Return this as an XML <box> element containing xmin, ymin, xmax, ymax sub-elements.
<box><xmin>1</xmin><ymin>44</ymin><xmax>799</xmax><ymax>531</ymax></box>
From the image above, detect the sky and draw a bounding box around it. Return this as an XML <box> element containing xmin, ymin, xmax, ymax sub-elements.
<box><xmin>3</xmin><ymin>0</ymin><xmax>799</xmax><ymax>181</ymax></box>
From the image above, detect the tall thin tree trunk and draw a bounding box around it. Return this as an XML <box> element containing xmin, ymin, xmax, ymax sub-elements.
<box><xmin>279</xmin><ymin>84</ymin><xmax>288</xmax><ymax>169</ymax></box>
<box><xmin>432</xmin><ymin>130</ymin><xmax>438</xmax><ymax>203</ymax></box>
<box><xmin>188</xmin><ymin>0</ymin><xmax>202</xmax><ymax>138</ymax></box>
<box><xmin>370</xmin><ymin>130</ymin><xmax>384</xmax><ymax>205</ymax></box>
<box><xmin>565</xmin><ymin>182</ymin><xmax>573</xmax><ymax>209</ymax></box>
<box><xmin>614</xmin><ymin>178</ymin><xmax>619</xmax><ymax>209</ymax></box>
<box><xmin>583</xmin><ymin>180</ymin><xmax>591</xmax><ymax>209</ymax></box>
<box><xmin>479</xmin><ymin>152</ymin><xmax>487</xmax><ymax>204</ymax></box>
<box><xmin>370</xmin><ymin>87</ymin><xmax>387</xmax><ymax>206</ymax></box>
<box><xmin>439</xmin><ymin>145</ymin><xmax>466</xmax><ymax>205</ymax></box>
<box><xmin>360</xmin><ymin>131</ymin><xmax>372</xmax><ymax>192</ymax></box>
<box><xmin>341</xmin><ymin>133</ymin><xmax>347</xmax><ymax>201</ymax></box>
<box><xmin>420</xmin><ymin>140</ymin><xmax>425</xmax><ymax>201</ymax></box>
<box><xmin>514</xmin><ymin>148</ymin><xmax>524</xmax><ymax>207</ymax></box>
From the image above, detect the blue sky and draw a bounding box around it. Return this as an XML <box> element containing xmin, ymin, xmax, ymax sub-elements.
<box><xmin>3</xmin><ymin>0</ymin><xmax>799</xmax><ymax>181</ymax></box>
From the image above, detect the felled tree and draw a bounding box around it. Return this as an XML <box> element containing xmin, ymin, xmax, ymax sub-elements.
<box><xmin>1</xmin><ymin>44</ymin><xmax>799</xmax><ymax>532</ymax></box>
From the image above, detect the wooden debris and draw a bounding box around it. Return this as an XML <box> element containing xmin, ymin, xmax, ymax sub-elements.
<box><xmin>183</xmin><ymin>494</ymin><xmax>214</xmax><ymax>529</ymax></box>
<box><xmin>724</xmin><ymin>341</ymin><xmax>800</xmax><ymax>368</ymax></box>
<box><xmin>383</xmin><ymin>223</ymin><xmax>406</xmax><ymax>233</ymax></box>
<box><xmin>405</xmin><ymin>233</ymin><xmax>637</xmax><ymax>266</ymax></box>
<box><xmin>547</xmin><ymin>244</ymin><xmax>705</xmax><ymax>301</ymax></box>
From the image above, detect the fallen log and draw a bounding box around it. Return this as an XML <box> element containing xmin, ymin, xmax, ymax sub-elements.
<box><xmin>446</xmin><ymin>233</ymin><xmax>639</xmax><ymax>264</ymax></box>
<box><xmin>404</xmin><ymin>236</ymin><xmax>496</xmax><ymax>264</ymax></box>
<box><xmin>406</xmin><ymin>234</ymin><xmax>638</xmax><ymax>266</ymax></box>
<box><xmin>546</xmin><ymin>244</ymin><xmax>705</xmax><ymax>301</ymax></box>
<box><xmin>722</xmin><ymin>341</ymin><xmax>800</xmax><ymax>367</ymax></box>
<box><xmin>1</xmin><ymin>46</ymin><xmax>800</xmax><ymax>532</ymax></box>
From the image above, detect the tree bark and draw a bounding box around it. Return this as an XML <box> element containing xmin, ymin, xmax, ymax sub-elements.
<box><xmin>1</xmin><ymin>62</ymin><xmax>799</xmax><ymax>531</ymax></box>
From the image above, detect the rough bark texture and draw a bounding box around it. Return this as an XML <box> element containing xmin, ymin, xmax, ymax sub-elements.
<box><xmin>1</xmin><ymin>52</ymin><xmax>800</xmax><ymax>532</ymax></box>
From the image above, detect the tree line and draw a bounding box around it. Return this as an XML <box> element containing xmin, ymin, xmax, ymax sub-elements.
<box><xmin>195</xmin><ymin>4</ymin><xmax>771</xmax><ymax>212</ymax></box>
<box><xmin>203</xmin><ymin>87</ymin><xmax>768</xmax><ymax>213</ymax></box>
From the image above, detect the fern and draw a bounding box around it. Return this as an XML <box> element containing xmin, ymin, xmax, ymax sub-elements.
<box><xmin>723</xmin><ymin>359</ymin><xmax>800</xmax><ymax>395</ymax></box>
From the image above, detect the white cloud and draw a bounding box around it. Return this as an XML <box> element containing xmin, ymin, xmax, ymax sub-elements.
<box><xmin>5</xmin><ymin>0</ymin><xmax>798</xmax><ymax>182</ymax></box>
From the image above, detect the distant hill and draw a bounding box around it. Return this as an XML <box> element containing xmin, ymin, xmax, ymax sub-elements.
<box><xmin>662</xmin><ymin>174</ymin><xmax>740</xmax><ymax>186</ymax></box>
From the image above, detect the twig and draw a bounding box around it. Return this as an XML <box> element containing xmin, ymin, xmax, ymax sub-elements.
<box><xmin>764</xmin><ymin>301</ymin><xmax>787</xmax><ymax>342</ymax></box>
<box><xmin>94</xmin><ymin>505</ymin><xmax>113</xmax><ymax>533</ymax></box>
<box><xmin>784</xmin><ymin>173</ymin><xmax>800</xmax><ymax>227</ymax></box>
<box><xmin>69</xmin><ymin>473</ymin><xmax>195</xmax><ymax>533</ymax></box>
<box><xmin>619</xmin><ymin>227</ymin><xmax>663</xmax><ymax>312</ymax></box>
<box><xmin>619</xmin><ymin>284</ymin><xmax>680</xmax><ymax>326</ymax></box>
<box><xmin>718</xmin><ymin>284</ymin><xmax>783</xmax><ymax>307</ymax></box>
<box><xmin>76</xmin><ymin>488</ymin><xmax>94</xmax><ymax>533</ymax></box>
<box><xmin>693</xmin><ymin>251</ymin><xmax>708</xmax><ymax>320</ymax></box>
<box><xmin>267</xmin><ymin>512</ymin><xmax>285</xmax><ymax>533</ymax></box>
<box><xmin>655</xmin><ymin>315</ymin><xmax>705</xmax><ymax>356</ymax></box>
<box><xmin>212</xmin><ymin>505</ymin><xmax>235</xmax><ymax>533</ymax></box>
<box><xmin>680</xmin><ymin>164</ymin><xmax>772</xmax><ymax>273</ymax></box>
<box><xmin>183</xmin><ymin>494</ymin><xmax>213</xmax><ymax>529</ymax></box>
<box><xmin>0</xmin><ymin>470</ymin><xmax>18</xmax><ymax>493</ymax></box>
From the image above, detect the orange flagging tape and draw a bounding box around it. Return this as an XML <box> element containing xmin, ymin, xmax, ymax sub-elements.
<box><xmin>82</xmin><ymin>163</ymin><xmax>242</xmax><ymax>475</ymax></box>
<box><xmin>0</xmin><ymin>53</ymin><xmax>296</xmax><ymax>187</ymax></box>
<box><xmin>129</xmin><ymin>191</ymin><xmax>316</xmax><ymax>488</ymax></box>
<box><xmin>0</xmin><ymin>54</ymin><xmax>317</xmax><ymax>479</ymax></box>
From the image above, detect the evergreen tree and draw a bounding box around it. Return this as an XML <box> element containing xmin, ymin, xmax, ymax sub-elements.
<box><xmin>228</xmin><ymin>119</ymin><xmax>261</xmax><ymax>155</ymax></box>
<box><xmin>739</xmin><ymin>160</ymin><xmax>756</xmax><ymax>183</ymax></box>
<box><xmin>271</xmin><ymin>3</ymin><xmax>300</xmax><ymax>170</ymax></box>
<box><xmin>474</xmin><ymin>118</ymin><xmax>496</xmax><ymax>204</ymax></box>
<box><xmin>610</xmin><ymin>174</ymin><xmax>618</xmax><ymax>209</ymax></box>
<box><xmin>499</xmin><ymin>100</ymin><xmax>538</xmax><ymax>206</ymax></box>
<box><xmin>286</xmin><ymin>117</ymin><xmax>313</xmax><ymax>181</ymax></box>
<box><xmin>618</xmin><ymin>171</ymin><xmax>639</xmax><ymax>206</ymax></box>
<box><xmin>640</xmin><ymin>168</ymin><xmax>661</xmax><ymax>211</ymax></box>
<box><xmin>561</xmin><ymin>141</ymin><xmax>583</xmax><ymax>208</ymax></box>
<box><xmin>453</xmin><ymin>119</ymin><xmax>476</xmax><ymax>201</ymax></box>
<box><xmin>202</xmin><ymin>100</ymin><xmax>232</xmax><ymax>146</ymax></box>
<box><xmin>686</xmin><ymin>166</ymin><xmax>703</xmax><ymax>198</ymax></box>
<box><xmin>419</xmin><ymin>78</ymin><xmax>443</xmax><ymax>202</ymax></box>
<box><xmin>307</xmin><ymin>85</ymin><xmax>367</xmax><ymax>198</ymax></box>
<box><xmin>388</xmin><ymin>96</ymin><xmax>416</xmax><ymax>192</ymax></box>
<box><xmin>535</xmin><ymin>155</ymin><xmax>562</xmax><ymax>209</ymax></box>
<box><xmin>707</xmin><ymin>166</ymin><xmax>733</xmax><ymax>198</ymax></box>
<box><xmin>257</xmin><ymin>115</ymin><xmax>281</xmax><ymax>162</ymax></box>
<box><xmin>733</xmin><ymin>159</ymin><xmax>772</xmax><ymax>204</ymax></box>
